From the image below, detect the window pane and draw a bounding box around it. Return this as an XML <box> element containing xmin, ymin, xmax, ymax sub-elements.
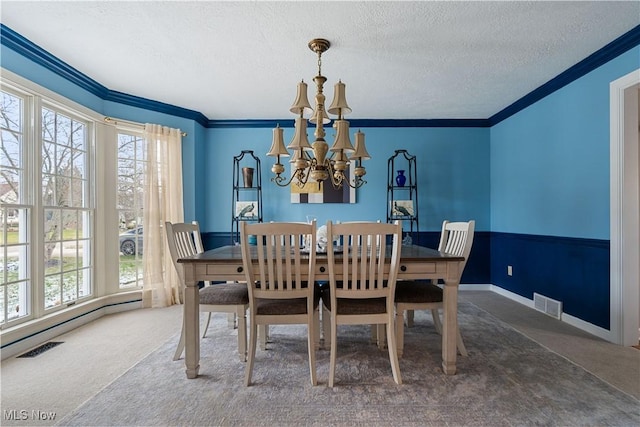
<box><xmin>39</xmin><ymin>106</ymin><xmax>93</xmax><ymax>307</ymax></box>
<box><xmin>1</xmin><ymin>91</ymin><xmax>22</xmax><ymax>131</ymax></box>
<box><xmin>1</xmin><ymin>130</ymin><xmax>20</xmax><ymax>168</ymax></box>
<box><xmin>118</xmin><ymin>133</ymin><xmax>145</xmax><ymax>288</ymax></box>
<box><xmin>62</xmin><ymin>271</ymin><xmax>77</xmax><ymax>303</ymax></box>
<box><xmin>0</xmin><ymin>171</ymin><xmax>20</xmax><ymax>205</ymax></box>
<box><xmin>44</xmin><ymin>275</ymin><xmax>61</xmax><ymax>309</ymax></box>
<box><xmin>56</xmin><ymin>114</ymin><xmax>71</xmax><ymax>146</ymax></box>
<box><xmin>1</xmin><ymin>89</ymin><xmax>30</xmax><ymax>325</ymax></box>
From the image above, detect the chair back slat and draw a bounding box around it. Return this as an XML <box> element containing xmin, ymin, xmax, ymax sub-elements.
<box><xmin>241</xmin><ymin>221</ymin><xmax>316</xmax><ymax>299</ymax></box>
<box><xmin>165</xmin><ymin>221</ymin><xmax>204</xmax><ymax>288</ymax></box>
<box><xmin>327</xmin><ymin>221</ymin><xmax>402</xmax><ymax>299</ymax></box>
<box><xmin>437</xmin><ymin>220</ymin><xmax>475</xmax><ymax>277</ymax></box>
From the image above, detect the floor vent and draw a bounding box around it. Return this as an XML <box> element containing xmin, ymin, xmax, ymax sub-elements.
<box><xmin>533</xmin><ymin>293</ymin><xmax>562</xmax><ymax>319</ymax></box>
<box><xmin>17</xmin><ymin>341</ymin><xmax>64</xmax><ymax>358</ymax></box>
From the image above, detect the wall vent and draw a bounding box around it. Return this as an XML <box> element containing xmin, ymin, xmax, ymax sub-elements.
<box><xmin>533</xmin><ymin>293</ymin><xmax>562</xmax><ymax>319</ymax></box>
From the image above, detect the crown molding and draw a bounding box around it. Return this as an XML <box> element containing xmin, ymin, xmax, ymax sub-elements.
<box><xmin>207</xmin><ymin>118</ymin><xmax>491</xmax><ymax>128</ymax></box>
<box><xmin>490</xmin><ymin>24</ymin><xmax>640</xmax><ymax>126</ymax></box>
<box><xmin>2</xmin><ymin>23</ymin><xmax>639</xmax><ymax>129</ymax></box>
<box><xmin>0</xmin><ymin>24</ymin><xmax>109</xmax><ymax>98</ymax></box>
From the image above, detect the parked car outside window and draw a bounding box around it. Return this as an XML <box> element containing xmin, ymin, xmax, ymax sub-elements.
<box><xmin>119</xmin><ymin>226</ymin><xmax>143</xmax><ymax>255</ymax></box>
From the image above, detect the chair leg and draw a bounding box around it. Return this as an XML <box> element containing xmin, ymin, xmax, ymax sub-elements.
<box><xmin>202</xmin><ymin>313</ymin><xmax>213</xmax><ymax>338</ymax></box>
<box><xmin>173</xmin><ymin>319</ymin><xmax>186</xmax><ymax>361</ymax></box>
<box><xmin>237</xmin><ymin>306</ymin><xmax>247</xmax><ymax>362</ymax></box>
<box><xmin>259</xmin><ymin>325</ymin><xmax>268</xmax><ymax>350</ymax></box>
<box><xmin>314</xmin><ymin>308</ymin><xmax>321</xmax><ymax>351</ymax></box>
<box><xmin>406</xmin><ymin>309</ymin><xmax>415</xmax><ymax>327</ymax></box>
<box><xmin>227</xmin><ymin>312</ymin><xmax>237</xmax><ymax>329</ymax></box>
<box><xmin>377</xmin><ymin>324</ymin><xmax>386</xmax><ymax>350</ymax></box>
<box><xmin>431</xmin><ymin>309</ymin><xmax>443</xmax><ymax>334</ymax></box>
<box><xmin>433</xmin><ymin>308</ymin><xmax>468</xmax><ymax>356</ymax></box>
<box><xmin>245</xmin><ymin>319</ymin><xmax>258</xmax><ymax>386</ymax></box>
<box><xmin>322</xmin><ymin>305</ymin><xmax>331</xmax><ymax>349</ymax></box>
<box><xmin>370</xmin><ymin>324</ymin><xmax>378</xmax><ymax>344</ymax></box>
<box><xmin>395</xmin><ymin>308</ymin><xmax>405</xmax><ymax>358</ymax></box>
<box><xmin>386</xmin><ymin>319</ymin><xmax>402</xmax><ymax>385</ymax></box>
<box><xmin>456</xmin><ymin>330</ymin><xmax>469</xmax><ymax>357</ymax></box>
<box><xmin>307</xmin><ymin>312</ymin><xmax>317</xmax><ymax>386</ymax></box>
<box><xmin>329</xmin><ymin>315</ymin><xmax>338</xmax><ymax>387</ymax></box>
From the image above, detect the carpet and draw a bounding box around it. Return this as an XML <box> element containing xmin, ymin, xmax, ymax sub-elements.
<box><xmin>58</xmin><ymin>302</ymin><xmax>639</xmax><ymax>426</ymax></box>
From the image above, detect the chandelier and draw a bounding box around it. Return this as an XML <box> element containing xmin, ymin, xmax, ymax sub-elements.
<box><xmin>267</xmin><ymin>38</ymin><xmax>370</xmax><ymax>189</ymax></box>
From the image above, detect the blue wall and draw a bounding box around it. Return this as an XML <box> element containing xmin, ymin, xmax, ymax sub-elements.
<box><xmin>489</xmin><ymin>47</ymin><xmax>640</xmax><ymax>328</ymax></box>
<box><xmin>201</xmin><ymin>126</ymin><xmax>489</xmax><ymax>233</ymax></box>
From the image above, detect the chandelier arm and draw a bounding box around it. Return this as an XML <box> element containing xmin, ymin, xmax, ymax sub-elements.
<box><xmin>271</xmin><ymin>167</ymin><xmax>310</xmax><ymax>188</ymax></box>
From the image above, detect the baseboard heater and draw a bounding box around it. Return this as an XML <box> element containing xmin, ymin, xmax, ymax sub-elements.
<box><xmin>533</xmin><ymin>293</ymin><xmax>563</xmax><ymax>320</ymax></box>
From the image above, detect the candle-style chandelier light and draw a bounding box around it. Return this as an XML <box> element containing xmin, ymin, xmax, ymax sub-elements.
<box><xmin>267</xmin><ymin>38</ymin><xmax>370</xmax><ymax>189</ymax></box>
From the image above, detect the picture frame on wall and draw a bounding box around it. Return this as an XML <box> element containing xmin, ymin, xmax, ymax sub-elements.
<box><xmin>391</xmin><ymin>200</ymin><xmax>415</xmax><ymax>218</ymax></box>
<box><xmin>290</xmin><ymin>166</ymin><xmax>356</xmax><ymax>204</ymax></box>
<box><xmin>235</xmin><ymin>201</ymin><xmax>258</xmax><ymax>219</ymax></box>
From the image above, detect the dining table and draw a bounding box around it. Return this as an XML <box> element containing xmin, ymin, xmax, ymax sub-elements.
<box><xmin>177</xmin><ymin>244</ymin><xmax>465</xmax><ymax>379</ymax></box>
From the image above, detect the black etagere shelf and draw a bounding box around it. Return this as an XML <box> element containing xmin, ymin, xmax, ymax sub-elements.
<box><xmin>387</xmin><ymin>150</ymin><xmax>419</xmax><ymax>243</ymax></box>
<box><xmin>231</xmin><ymin>150</ymin><xmax>263</xmax><ymax>244</ymax></box>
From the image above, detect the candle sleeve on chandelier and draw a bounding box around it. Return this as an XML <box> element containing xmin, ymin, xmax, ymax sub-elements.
<box><xmin>330</xmin><ymin>120</ymin><xmax>355</xmax><ymax>152</ymax></box>
<box><xmin>350</xmin><ymin>130</ymin><xmax>371</xmax><ymax>160</ymax></box>
<box><xmin>267</xmin><ymin>125</ymin><xmax>289</xmax><ymax>157</ymax></box>
<box><xmin>327</xmin><ymin>80</ymin><xmax>352</xmax><ymax>117</ymax></box>
<box><xmin>290</xmin><ymin>80</ymin><xmax>313</xmax><ymax>116</ymax></box>
<box><xmin>287</xmin><ymin>118</ymin><xmax>312</xmax><ymax>150</ymax></box>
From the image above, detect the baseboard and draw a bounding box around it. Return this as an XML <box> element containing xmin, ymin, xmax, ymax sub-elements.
<box><xmin>0</xmin><ymin>291</ymin><xmax>142</xmax><ymax>360</ymax></box>
<box><xmin>459</xmin><ymin>284</ymin><xmax>492</xmax><ymax>291</ymax></box>
<box><xmin>561</xmin><ymin>312</ymin><xmax>612</xmax><ymax>342</ymax></box>
<box><xmin>484</xmin><ymin>285</ymin><xmax>614</xmax><ymax>342</ymax></box>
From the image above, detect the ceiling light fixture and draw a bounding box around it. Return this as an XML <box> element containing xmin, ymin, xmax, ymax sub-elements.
<box><xmin>267</xmin><ymin>38</ymin><xmax>370</xmax><ymax>189</ymax></box>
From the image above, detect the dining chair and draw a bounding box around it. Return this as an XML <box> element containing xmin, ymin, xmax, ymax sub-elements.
<box><xmin>165</xmin><ymin>221</ymin><xmax>249</xmax><ymax>362</ymax></box>
<box><xmin>240</xmin><ymin>220</ymin><xmax>319</xmax><ymax>386</ymax></box>
<box><xmin>394</xmin><ymin>220</ymin><xmax>475</xmax><ymax>358</ymax></box>
<box><xmin>323</xmin><ymin>220</ymin><xmax>403</xmax><ymax>386</ymax></box>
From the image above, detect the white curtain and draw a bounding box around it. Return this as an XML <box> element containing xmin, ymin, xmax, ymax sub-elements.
<box><xmin>142</xmin><ymin>124</ymin><xmax>184</xmax><ymax>308</ymax></box>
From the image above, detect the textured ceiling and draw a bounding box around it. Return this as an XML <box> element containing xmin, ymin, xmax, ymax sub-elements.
<box><xmin>1</xmin><ymin>1</ymin><xmax>639</xmax><ymax>120</ymax></box>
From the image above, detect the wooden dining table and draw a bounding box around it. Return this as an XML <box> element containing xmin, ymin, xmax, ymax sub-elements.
<box><xmin>177</xmin><ymin>244</ymin><xmax>465</xmax><ymax>379</ymax></box>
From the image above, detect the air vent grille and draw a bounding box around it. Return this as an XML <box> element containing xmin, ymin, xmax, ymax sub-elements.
<box><xmin>533</xmin><ymin>293</ymin><xmax>562</xmax><ymax>319</ymax></box>
<box><xmin>17</xmin><ymin>341</ymin><xmax>64</xmax><ymax>358</ymax></box>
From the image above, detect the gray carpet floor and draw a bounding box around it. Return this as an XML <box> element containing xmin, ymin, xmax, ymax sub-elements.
<box><xmin>56</xmin><ymin>301</ymin><xmax>640</xmax><ymax>426</ymax></box>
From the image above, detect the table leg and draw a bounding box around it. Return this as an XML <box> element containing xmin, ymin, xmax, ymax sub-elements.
<box><xmin>184</xmin><ymin>265</ymin><xmax>200</xmax><ymax>379</ymax></box>
<box><xmin>441</xmin><ymin>277</ymin><xmax>459</xmax><ymax>375</ymax></box>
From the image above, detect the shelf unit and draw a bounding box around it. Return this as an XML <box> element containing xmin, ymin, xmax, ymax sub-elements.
<box><xmin>231</xmin><ymin>150</ymin><xmax>263</xmax><ymax>244</ymax></box>
<box><xmin>387</xmin><ymin>150</ymin><xmax>419</xmax><ymax>242</ymax></box>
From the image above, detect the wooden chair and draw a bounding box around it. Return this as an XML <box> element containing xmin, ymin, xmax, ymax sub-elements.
<box><xmin>395</xmin><ymin>220</ymin><xmax>475</xmax><ymax>358</ymax></box>
<box><xmin>323</xmin><ymin>220</ymin><xmax>403</xmax><ymax>386</ymax></box>
<box><xmin>165</xmin><ymin>221</ymin><xmax>249</xmax><ymax>362</ymax></box>
<box><xmin>240</xmin><ymin>220</ymin><xmax>319</xmax><ymax>386</ymax></box>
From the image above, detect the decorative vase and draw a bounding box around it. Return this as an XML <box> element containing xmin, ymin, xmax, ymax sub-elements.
<box><xmin>395</xmin><ymin>170</ymin><xmax>406</xmax><ymax>187</ymax></box>
<box><xmin>242</xmin><ymin>167</ymin><xmax>254</xmax><ymax>187</ymax></box>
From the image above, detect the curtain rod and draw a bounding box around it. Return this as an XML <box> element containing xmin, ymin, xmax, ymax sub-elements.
<box><xmin>104</xmin><ymin>117</ymin><xmax>187</xmax><ymax>137</ymax></box>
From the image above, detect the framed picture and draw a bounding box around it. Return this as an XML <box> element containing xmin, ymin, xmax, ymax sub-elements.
<box><xmin>391</xmin><ymin>200</ymin><xmax>414</xmax><ymax>218</ymax></box>
<box><xmin>235</xmin><ymin>201</ymin><xmax>258</xmax><ymax>219</ymax></box>
<box><xmin>291</xmin><ymin>166</ymin><xmax>356</xmax><ymax>204</ymax></box>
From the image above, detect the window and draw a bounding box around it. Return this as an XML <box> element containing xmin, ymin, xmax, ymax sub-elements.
<box><xmin>1</xmin><ymin>80</ymin><xmax>95</xmax><ymax>328</ymax></box>
<box><xmin>1</xmin><ymin>89</ymin><xmax>30</xmax><ymax>323</ymax></box>
<box><xmin>41</xmin><ymin>106</ymin><xmax>92</xmax><ymax>309</ymax></box>
<box><xmin>117</xmin><ymin>132</ymin><xmax>146</xmax><ymax>288</ymax></box>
